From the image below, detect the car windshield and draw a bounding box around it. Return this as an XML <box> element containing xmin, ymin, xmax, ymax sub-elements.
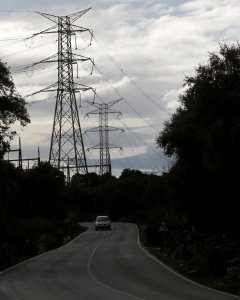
<box><xmin>97</xmin><ymin>217</ymin><xmax>109</xmax><ymax>222</ymax></box>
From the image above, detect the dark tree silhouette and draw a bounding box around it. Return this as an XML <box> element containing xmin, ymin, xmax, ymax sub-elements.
<box><xmin>156</xmin><ymin>43</ymin><xmax>240</xmax><ymax>233</ymax></box>
<box><xmin>0</xmin><ymin>59</ymin><xmax>30</xmax><ymax>158</ymax></box>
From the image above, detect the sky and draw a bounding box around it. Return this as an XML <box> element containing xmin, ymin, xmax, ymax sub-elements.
<box><xmin>1</xmin><ymin>0</ymin><xmax>240</xmax><ymax>177</ymax></box>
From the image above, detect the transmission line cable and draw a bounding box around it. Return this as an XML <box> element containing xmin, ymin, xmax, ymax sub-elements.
<box><xmin>94</xmin><ymin>64</ymin><xmax>168</xmax><ymax>168</ymax></box>
<box><xmin>93</xmin><ymin>35</ymin><xmax>168</xmax><ymax>114</ymax></box>
<box><xmin>1</xmin><ymin>39</ymin><xmax>57</xmax><ymax>59</ymax></box>
<box><xmin>94</xmin><ymin>64</ymin><xmax>160</xmax><ymax>133</ymax></box>
<box><xmin>123</xmin><ymin>134</ymin><xmax>147</xmax><ymax>170</ymax></box>
<box><xmin>0</xmin><ymin>10</ymin><xmax>34</xmax><ymax>13</ymax></box>
<box><xmin>111</xmin><ymin>151</ymin><xmax>133</xmax><ymax>172</ymax></box>
<box><xmin>0</xmin><ymin>35</ymin><xmax>29</xmax><ymax>41</ymax></box>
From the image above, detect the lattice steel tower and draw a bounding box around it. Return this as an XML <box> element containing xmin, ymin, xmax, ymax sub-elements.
<box><xmin>30</xmin><ymin>8</ymin><xmax>95</xmax><ymax>176</ymax></box>
<box><xmin>86</xmin><ymin>100</ymin><xmax>123</xmax><ymax>175</ymax></box>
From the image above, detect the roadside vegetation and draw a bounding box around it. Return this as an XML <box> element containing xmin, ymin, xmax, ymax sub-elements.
<box><xmin>1</xmin><ymin>43</ymin><xmax>240</xmax><ymax>295</ymax></box>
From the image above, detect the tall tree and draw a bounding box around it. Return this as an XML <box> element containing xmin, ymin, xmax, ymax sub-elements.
<box><xmin>156</xmin><ymin>43</ymin><xmax>240</xmax><ymax>232</ymax></box>
<box><xmin>0</xmin><ymin>60</ymin><xmax>30</xmax><ymax>158</ymax></box>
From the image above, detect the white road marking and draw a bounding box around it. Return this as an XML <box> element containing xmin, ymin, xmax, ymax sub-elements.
<box><xmin>0</xmin><ymin>226</ymin><xmax>90</xmax><ymax>277</ymax></box>
<box><xmin>135</xmin><ymin>224</ymin><xmax>240</xmax><ymax>300</ymax></box>
<box><xmin>87</xmin><ymin>228</ymin><xmax>145</xmax><ymax>300</ymax></box>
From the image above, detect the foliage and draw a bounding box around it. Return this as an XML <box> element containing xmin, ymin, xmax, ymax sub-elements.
<box><xmin>0</xmin><ymin>60</ymin><xmax>30</xmax><ymax>158</ymax></box>
<box><xmin>156</xmin><ymin>42</ymin><xmax>240</xmax><ymax>232</ymax></box>
<box><xmin>157</xmin><ymin>43</ymin><xmax>240</xmax><ymax>170</ymax></box>
<box><xmin>20</xmin><ymin>162</ymin><xmax>65</xmax><ymax>218</ymax></box>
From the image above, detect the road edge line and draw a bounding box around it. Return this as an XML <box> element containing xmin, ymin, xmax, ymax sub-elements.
<box><xmin>87</xmin><ymin>228</ymin><xmax>144</xmax><ymax>300</ymax></box>
<box><xmin>0</xmin><ymin>226</ymin><xmax>90</xmax><ymax>278</ymax></box>
<box><xmin>135</xmin><ymin>224</ymin><xmax>240</xmax><ymax>300</ymax></box>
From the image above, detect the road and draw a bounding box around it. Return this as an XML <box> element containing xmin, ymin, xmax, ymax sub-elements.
<box><xmin>0</xmin><ymin>222</ymin><xmax>239</xmax><ymax>300</ymax></box>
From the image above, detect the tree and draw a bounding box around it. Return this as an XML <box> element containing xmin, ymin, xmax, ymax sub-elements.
<box><xmin>156</xmin><ymin>43</ymin><xmax>240</xmax><ymax>233</ymax></box>
<box><xmin>20</xmin><ymin>162</ymin><xmax>65</xmax><ymax>218</ymax></box>
<box><xmin>0</xmin><ymin>59</ymin><xmax>30</xmax><ymax>158</ymax></box>
<box><xmin>157</xmin><ymin>43</ymin><xmax>240</xmax><ymax>170</ymax></box>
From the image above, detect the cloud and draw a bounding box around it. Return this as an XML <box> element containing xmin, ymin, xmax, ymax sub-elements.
<box><xmin>2</xmin><ymin>0</ymin><xmax>240</xmax><ymax>175</ymax></box>
<box><xmin>162</xmin><ymin>89</ymin><xmax>182</xmax><ymax>110</ymax></box>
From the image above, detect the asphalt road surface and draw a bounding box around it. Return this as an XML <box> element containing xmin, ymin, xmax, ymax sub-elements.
<box><xmin>0</xmin><ymin>222</ymin><xmax>239</xmax><ymax>300</ymax></box>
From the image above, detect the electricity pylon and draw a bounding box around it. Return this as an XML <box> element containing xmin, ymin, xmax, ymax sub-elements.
<box><xmin>85</xmin><ymin>99</ymin><xmax>123</xmax><ymax>175</ymax></box>
<box><xmin>28</xmin><ymin>8</ymin><xmax>95</xmax><ymax>177</ymax></box>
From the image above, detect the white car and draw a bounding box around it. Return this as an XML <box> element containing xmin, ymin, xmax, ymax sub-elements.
<box><xmin>95</xmin><ymin>216</ymin><xmax>111</xmax><ymax>231</ymax></box>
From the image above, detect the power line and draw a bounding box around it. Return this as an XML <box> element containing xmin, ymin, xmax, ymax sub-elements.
<box><xmin>0</xmin><ymin>35</ymin><xmax>28</xmax><ymax>41</ymax></box>
<box><xmin>94</xmin><ymin>64</ymin><xmax>160</xmax><ymax>133</ymax></box>
<box><xmin>0</xmin><ymin>9</ymin><xmax>87</xmax><ymax>14</ymax></box>
<box><xmin>93</xmin><ymin>35</ymin><xmax>168</xmax><ymax>114</ymax></box>
<box><xmin>93</xmin><ymin>64</ymin><xmax>168</xmax><ymax>169</ymax></box>
<box><xmin>123</xmin><ymin>120</ymin><xmax>165</xmax><ymax>159</ymax></box>
<box><xmin>1</xmin><ymin>39</ymin><xmax>57</xmax><ymax>59</ymax></box>
<box><xmin>0</xmin><ymin>11</ymin><xmax>34</xmax><ymax>13</ymax></box>
<box><xmin>93</xmin><ymin>69</ymin><xmax>168</xmax><ymax>169</ymax></box>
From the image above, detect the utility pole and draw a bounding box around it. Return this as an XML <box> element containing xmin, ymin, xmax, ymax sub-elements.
<box><xmin>85</xmin><ymin>99</ymin><xmax>123</xmax><ymax>175</ymax></box>
<box><xmin>27</xmin><ymin>9</ymin><xmax>95</xmax><ymax>178</ymax></box>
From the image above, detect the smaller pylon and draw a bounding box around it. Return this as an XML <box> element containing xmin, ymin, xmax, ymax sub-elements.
<box><xmin>85</xmin><ymin>99</ymin><xmax>123</xmax><ymax>175</ymax></box>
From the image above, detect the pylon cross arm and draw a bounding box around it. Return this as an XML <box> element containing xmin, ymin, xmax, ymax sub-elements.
<box><xmin>28</xmin><ymin>24</ymin><xmax>58</xmax><ymax>39</ymax></box>
<box><xmin>36</xmin><ymin>11</ymin><xmax>59</xmax><ymax>24</ymax></box>
<box><xmin>68</xmin><ymin>8</ymin><xmax>92</xmax><ymax>23</ymax></box>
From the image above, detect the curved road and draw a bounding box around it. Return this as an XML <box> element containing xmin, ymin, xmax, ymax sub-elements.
<box><xmin>0</xmin><ymin>222</ymin><xmax>239</xmax><ymax>300</ymax></box>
